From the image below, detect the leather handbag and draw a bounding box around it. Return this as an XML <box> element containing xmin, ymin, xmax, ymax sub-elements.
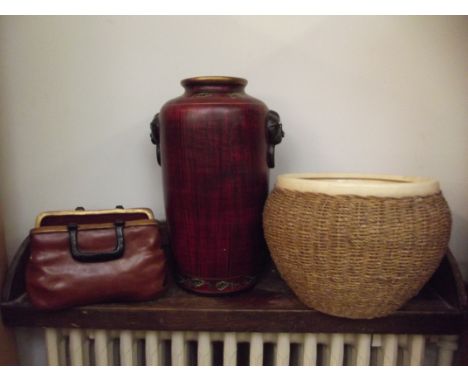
<box><xmin>26</xmin><ymin>206</ymin><xmax>166</xmax><ymax>310</ymax></box>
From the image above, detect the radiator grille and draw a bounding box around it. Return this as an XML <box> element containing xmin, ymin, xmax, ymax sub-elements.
<box><xmin>44</xmin><ymin>328</ymin><xmax>459</xmax><ymax>366</ymax></box>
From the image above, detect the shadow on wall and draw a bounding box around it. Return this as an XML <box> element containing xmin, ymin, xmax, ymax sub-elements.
<box><xmin>451</xmin><ymin>213</ymin><xmax>468</xmax><ymax>280</ymax></box>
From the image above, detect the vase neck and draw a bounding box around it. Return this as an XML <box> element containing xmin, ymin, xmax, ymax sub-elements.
<box><xmin>181</xmin><ymin>76</ymin><xmax>247</xmax><ymax>95</ymax></box>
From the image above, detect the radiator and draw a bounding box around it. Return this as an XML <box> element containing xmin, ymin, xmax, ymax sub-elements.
<box><xmin>44</xmin><ymin>328</ymin><xmax>459</xmax><ymax>366</ymax></box>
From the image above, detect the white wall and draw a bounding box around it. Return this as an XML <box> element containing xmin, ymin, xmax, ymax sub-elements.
<box><xmin>0</xmin><ymin>16</ymin><xmax>467</xmax><ymax>364</ymax></box>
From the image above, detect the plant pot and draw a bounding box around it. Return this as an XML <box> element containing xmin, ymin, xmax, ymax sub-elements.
<box><xmin>263</xmin><ymin>173</ymin><xmax>451</xmax><ymax>318</ymax></box>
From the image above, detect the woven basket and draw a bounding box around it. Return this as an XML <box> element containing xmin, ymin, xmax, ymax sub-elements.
<box><xmin>263</xmin><ymin>173</ymin><xmax>451</xmax><ymax>319</ymax></box>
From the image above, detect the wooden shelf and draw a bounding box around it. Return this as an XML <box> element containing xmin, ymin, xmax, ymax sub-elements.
<box><xmin>1</xmin><ymin>233</ymin><xmax>466</xmax><ymax>337</ymax></box>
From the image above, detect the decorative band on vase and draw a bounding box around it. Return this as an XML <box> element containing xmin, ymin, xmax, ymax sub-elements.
<box><xmin>176</xmin><ymin>273</ymin><xmax>257</xmax><ymax>294</ymax></box>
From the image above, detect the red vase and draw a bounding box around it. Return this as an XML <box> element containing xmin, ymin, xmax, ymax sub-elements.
<box><xmin>150</xmin><ymin>76</ymin><xmax>284</xmax><ymax>294</ymax></box>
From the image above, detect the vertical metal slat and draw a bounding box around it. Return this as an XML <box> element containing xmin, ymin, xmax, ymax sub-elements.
<box><xmin>302</xmin><ymin>333</ymin><xmax>317</xmax><ymax>366</ymax></box>
<box><xmin>45</xmin><ymin>328</ymin><xmax>60</xmax><ymax>366</ymax></box>
<box><xmin>223</xmin><ymin>332</ymin><xmax>237</xmax><ymax>366</ymax></box>
<box><xmin>145</xmin><ymin>331</ymin><xmax>160</xmax><ymax>366</ymax></box>
<box><xmin>83</xmin><ymin>332</ymin><xmax>91</xmax><ymax>366</ymax></box>
<box><xmin>250</xmin><ymin>333</ymin><xmax>264</xmax><ymax>366</ymax></box>
<box><xmin>382</xmin><ymin>334</ymin><xmax>398</xmax><ymax>366</ymax></box>
<box><xmin>171</xmin><ymin>332</ymin><xmax>186</xmax><ymax>366</ymax></box>
<box><xmin>437</xmin><ymin>335</ymin><xmax>458</xmax><ymax>366</ymax></box>
<box><xmin>355</xmin><ymin>334</ymin><xmax>371</xmax><ymax>366</ymax></box>
<box><xmin>409</xmin><ymin>335</ymin><xmax>425</xmax><ymax>366</ymax></box>
<box><xmin>329</xmin><ymin>334</ymin><xmax>345</xmax><ymax>366</ymax></box>
<box><xmin>94</xmin><ymin>330</ymin><xmax>110</xmax><ymax>366</ymax></box>
<box><xmin>120</xmin><ymin>330</ymin><xmax>134</xmax><ymax>366</ymax></box>
<box><xmin>69</xmin><ymin>329</ymin><xmax>84</xmax><ymax>366</ymax></box>
<box><xmin>275</xmin><ymin>333</ymin><xmax>290</xmax><ymax>366</ymax></box>
<box><xmin>197</xmin><ymin>332</ymin><xmax>212</xmax><ymax>366</ymax></box>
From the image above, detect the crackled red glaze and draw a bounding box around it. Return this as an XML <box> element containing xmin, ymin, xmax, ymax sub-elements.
<box><xmin>152</xmin><ymin>76</ymin><xmax>282</xmax><ymax>295</ymax></box>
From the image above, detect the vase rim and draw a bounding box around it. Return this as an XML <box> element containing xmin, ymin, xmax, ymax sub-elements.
<box><xmin>181</xmin><ymin>76</ymin><xmax>248</xmax><ymax>88</ymax></box>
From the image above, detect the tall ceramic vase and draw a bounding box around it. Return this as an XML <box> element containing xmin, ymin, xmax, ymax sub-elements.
<box><xmin>150</xmin><ymin>76</ymin><xmax>284</xmax><ymax>294</ymax></box>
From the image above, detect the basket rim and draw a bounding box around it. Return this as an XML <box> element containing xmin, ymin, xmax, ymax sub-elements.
<box><xmin>276</xmin><ymin>173</ymin><xmax>440</xmax><ymax>197</ymax></box>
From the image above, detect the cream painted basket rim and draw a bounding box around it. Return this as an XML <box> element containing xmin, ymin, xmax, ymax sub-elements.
<box><xmin>276</xmin><ymin>173</ymin><xmax>440</xmax><ymax>197</ymax></box>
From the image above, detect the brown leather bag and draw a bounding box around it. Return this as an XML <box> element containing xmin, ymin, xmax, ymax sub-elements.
<box><xmin>26</xmin><ymin>207</ymin><xmax>166</xmax><ymax>310</ymax></box>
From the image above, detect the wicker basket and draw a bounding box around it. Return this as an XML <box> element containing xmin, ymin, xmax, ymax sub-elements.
<box><xmin>263</xmin><ymin>173</ymin><xmax>451</xmax><ymax>319</ymax></box>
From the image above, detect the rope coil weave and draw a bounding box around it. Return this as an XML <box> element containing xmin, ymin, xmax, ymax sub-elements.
<box><xmin>263</xmin><ymin>188</ymin><xmax>451</xmax><ymax>319</ymax></box>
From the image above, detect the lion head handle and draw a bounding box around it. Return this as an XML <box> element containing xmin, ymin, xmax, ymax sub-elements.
<box><xmin>266</xmin><ymin>110</ymin><xmax>284</xmax><ymax>168</ymax></box>
<box><xmin>150</xmin><ymin>113</ymin><xmax>161</xmax><ymax>166</ymax></box>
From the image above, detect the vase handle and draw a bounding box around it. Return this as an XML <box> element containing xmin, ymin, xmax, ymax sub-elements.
<box><xmin>150</xmin><ymin>113</ymin><xmax>161</xmax><ymax>166</ymax></box>
<box><xmin>266</xmin><ymin>110</ymin><xmax>284</xmax><ymax>168</ymax></box>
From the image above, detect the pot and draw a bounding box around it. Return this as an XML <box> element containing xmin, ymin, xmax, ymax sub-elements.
<box><xmin>263</xmin><ymin>173</ymin><xmax>451</xmax><ymax>318</ymax></box>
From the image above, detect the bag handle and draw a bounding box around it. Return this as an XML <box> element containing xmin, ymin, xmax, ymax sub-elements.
<box><xmin>67</xmin><ymin>221</ymin><xmax>125</xmax><ymax>263</ymax></box>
